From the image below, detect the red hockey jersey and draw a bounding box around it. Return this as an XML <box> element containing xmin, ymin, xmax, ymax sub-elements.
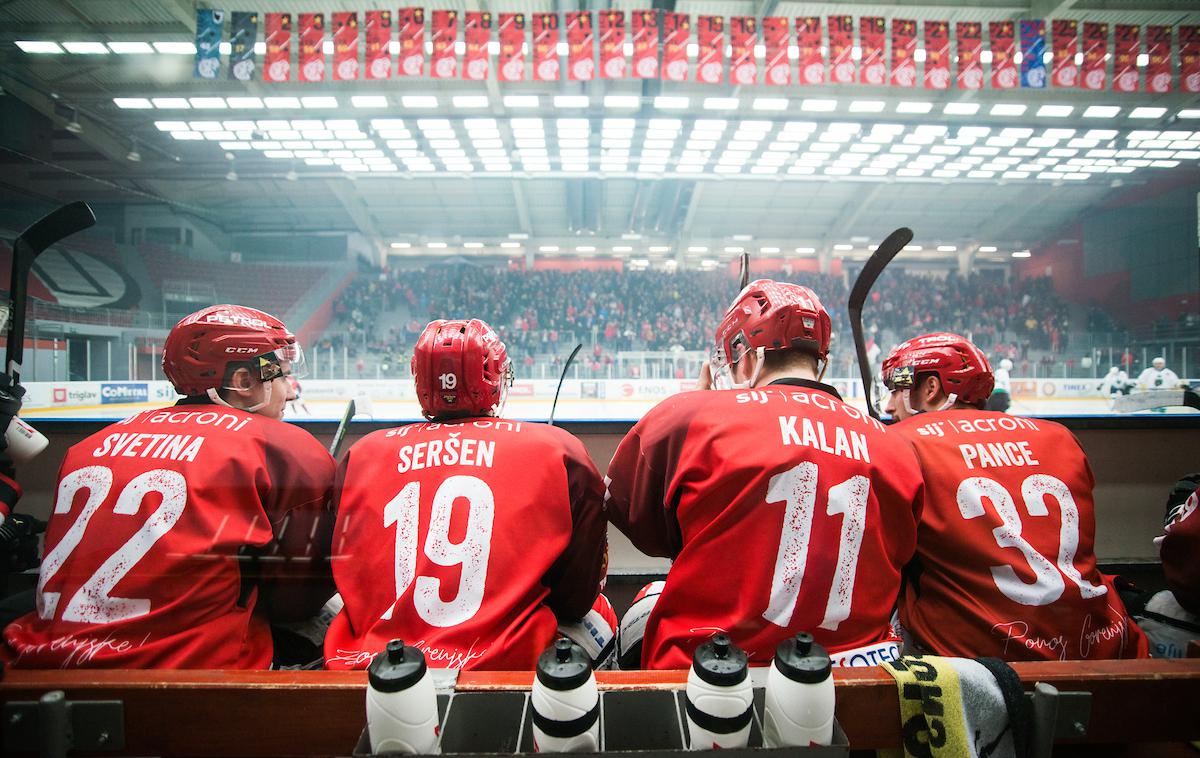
<box><xmin>4</xmin><ymin>403</ymin><xmax>335</xmax><ymax>669</ymax></box>
<box><xmin>891</xmin><ymin>410</ymin><xmax>1147</xmax><ymax>660</ymax></box>
<box><xmin>324</xmin><ymin>417</ymin><xmax>606</xmax><ymax>670</ymax></box>
<box><xmin>605</xmin><ymin>380</ymin><xmax>924</xmax><ymax>669</ymax></box>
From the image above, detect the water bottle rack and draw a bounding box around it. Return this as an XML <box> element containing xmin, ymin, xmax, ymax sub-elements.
<box><xmin>353</xmin><ymin>688</ymin><xmax>849</xmax><ymax>757</ymax></box>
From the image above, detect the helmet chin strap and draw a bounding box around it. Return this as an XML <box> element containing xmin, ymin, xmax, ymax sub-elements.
<box><xmin>728</xmin><ymin>347</ymin><xmax>766</xmax><ymax>390</ymax></box>
<box><xmin>206</xmin><ymin>381</ymin><xmax>273</xmax><ymax>414</ymax></box>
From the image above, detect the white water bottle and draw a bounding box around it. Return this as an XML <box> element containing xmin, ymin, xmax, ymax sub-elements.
<box><xmin>684</xmin><ymin>633</ymin><xmax>753</xmax><ymax>750</ymax></box>
<box><xmin>366</xmin><ymin>639</ymin><xmax>440</xmax><ymax>755</ymax></box>
<box><xmin>763</xmin><ymin>632</ymin><xmax>834</xmax><ymax>747</ymax></box>
<box><xmin>531</xmin><ymin>638</ymin><xmax>600</xmax><ymax>752</ymax></box>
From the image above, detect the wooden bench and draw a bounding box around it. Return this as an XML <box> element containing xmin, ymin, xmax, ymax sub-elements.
<box><xmin>3</xmin><ymin>660</ymin><xmax>1199</xmax><ymax>756</ymax></box>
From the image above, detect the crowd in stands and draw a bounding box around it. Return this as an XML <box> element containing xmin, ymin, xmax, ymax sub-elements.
<box><xmin>327</xmin><ymin>261</ymin><xmax>1078</xmax><ymax>378</ymax></box>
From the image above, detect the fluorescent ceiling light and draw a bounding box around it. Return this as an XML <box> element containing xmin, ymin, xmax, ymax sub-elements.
<box><xmin>897</xmin><ymin>101</ymin><xmax>933</xmax><ymax>114</ymax></box>
<box><xmin>62</xmin><ymin>41</ymin><xmax>109</xmax><ymax>54</ymax></box>
<box><xmin>427</xmin><ymin>242</ymin><xmax>448</xmax><ymax>249</ymax></box>
<box><xmin>1036</xmin><ymin>105</ymin><xmax>1073</xmax><ymax>117</ymax></box>
<box><xmin>654</xmin><ymin>96</ymin><xmax>689</xmax><ymax>109</ymax></box>
<box><xmin>1012</xmin><ymin>250</ymin><xmax>1032</xmax><ymax>258</ymax></box>
<box><xmin>188</xmin><ymin>97</ymin><xmax>226</xmax><ymax>109</ymax></box>
<box><xmin>937</xmin><ymin>245</ymin><xmax>957</xmax><ymax>252</ymax></box>
<box><xmin>15</xmin><ymin>41</ymin><xmax>64</xmax><ymax>53</ymax></box>
<box><xmin>795</xmin><ymin>247</ymin><xmax>816</xmax><ymax>254</ymax></box>
<box><xmin>113</xmin><ymin>98</ymin><xmax>153</xmax><ymax>109</ymax></box>
<box><xmin>402</xmin><ymin>95</ymin><xmax>439</xmax><ymax>108</ymax></box>
<box><xmin>301</xmin><ymin>96</ymin><xmax>338</xmax><ymax>109</ymax></box>
<box><xmin>849</xmin><ymin>100</ymin><xmax>886</xmax><ymax>113</ymax></box>
<box><xmin>503</xmin><ymin>95</ymin><xmax>539</xmax><ymax>108</ymax></box>
<box><xmin>539</xmin><ymin>245</ymin><xmax>559</xmax><ymax>252</ymax></box>
<box><xmin>453</xmin><ymin>95</ymin><xmax>489</xmax><ymax>108</ymax></box>
<box><xmin>390</xmin><ymin>242</ymin><xmax>412</xmax><ymax>249</ymax></box>
<box><xmin>351</xmin><ymin>95</ymin><xmax>388</xmax><ymax>108</ymax></box>
<box><xmin>463</xmin><ymin>242</ymin><xmax>484</xmax><ymax>249</ymax></box>
<box><xmin>834</xmin><ymin>244</ymin><xmax>853</xmax><ymax>251</ymax></box>
<box><xmin>576</xmin><ymin>246</ymin><xmax>596</xmax><ymax>253</ymax></box>
<box><xmin>226</xmin><ymin>97</ymin><xmax>264</xmax><ymax>109</ymax></box>
<box><xmin>752</xmin><ymin>97</ymin><xmax>789</xmax><ymax>111</ymax></box>
<box><xmin>1130</xmin><ymin>107</ymin><xmax>1167</xmax><ymax>119</ymax></box>
<box><xmin>688</xmin><ymin>246</ymin><xmax>708</xmax><ymax>253</ymax></box>
<box><xmin>555</xmin><ymin>95</ymin><xmax>590</xmax><ymax>108</ymax></box>
<box><xmin>990</xmin><ymin>104</ymin><xmax>1027</xmax><ymax>116</ymax></box>
<box><xmin>613</xmin><ymin>245</ymin><xmax>633</xmax><ymax>252</ymax></box>
<box><xmin>648</xmin><ymin>245</ymin><xmax>670</xmax><ymax>253</ymax></box>
<box><xmin>800</xmin><ymin>99</ymin><xmax>837</xmax><ymax>112</ymax></box>
<box><xmin>107</xmin><ymin>41</ymin><xmax>154</xmax><ymax>54</ymax></box>
<box><xmin>761</xmin><ymin>246</ymin><xmax>780</xmax><ymax>253</ymax></box>
<box><xmin>604</xmin><ymin>95</ymin><xmax>640</xmax><ymax>109</ymax></box>
<box><xmin>153</xmin><ymin>42</ymin><xmax>195</xmax><ymax>54</ymax></box>
<box><xmin>154</xmin><ymin>120</ymin><xmax>189</xmax><ymax>131</ymax></box>
<box><xmin>263</xmin><ymin>97</ymin><xmax>301</xmax><ymax>109</ymax></box>
<box><xmin>1082</xmin><ymin>105</ymin><xmax>1120</xmax><ymax>118</ymax></box>
<box><xmin>944</xmin><ymin>102</ymin><xmax>980</xmax><ymax>115</ymax></box>
<box><xmin>704</xmin><ymin>97</ymin><xmax>739</xmax><ymax>110</ymax></box>
<box><xmin>978</xmin><ymin>246</ymin><xmax>998</xmax><ymax>253</ymax></box>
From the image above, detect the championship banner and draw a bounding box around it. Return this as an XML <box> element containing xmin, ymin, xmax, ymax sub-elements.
<box><xmin>955</xmin><ymin>22</ymin><xmax>982</xmax><ymax>89</ymax></box>
<box><xmin>1113</xmin><ymin>24</ymin><xmax>1140</xmax><ymax>92</ymax></box>
<box><xmin>1082</xmin><ymin>22</ymin><xmax>1108</xmax><ymax>90</ymax></box>
<box><xmin>532</xmin><ymin>13</ymin><xmax>560</xmax><ymax>81</ymax></box>
<box><xmin>364</xmin><ymin>10</ymin><xmax>392</xmax><ymax>79</ymax></box>
<box><xmin>599</xmin><ymin>10</ymin><xmax>626</xmax><ymax>79</ymax></box>
<box><xmin>631</xmin><ymin>10</ymin><xmax>658</xmax><ymax>79</ymax></box>
<box><xmin>1183</xmin><ymin>26</ymin><xmax>1200</xmax><ymax>93</ymax></box>
<box><xmin>763</xmin><ymin>17</ymin><xmax>790</xmax><ymax>85</ymax></box>
<box><xmin>1019</xmin><ymin>20</ymin><xmax>1046</xmax><ymax>88</ymax></box>
<box><xmin>263</xmin><ymin>13</ymin><xmax>291</xmax><ymax>82</ymax></box>
<box><xmin>497</xmin><ymin>13</ymin><xmax>526</xmax><ymax>82</ymax></box>
<box><xmin>989</xmin><ymin>21</ymin><xmax>1018</xmax><ymax>89</ymax></box>
<box><xmin>730</xmin><ymin>17</ymin><xmax>757</xmax><ymax>85</ymax></box>
<box><xmin>923</xmin><ymin>20</ymin><xmax>950</xmax><ymax>89</ymax></box>
<box><xmin>398</xmin><ymin>7</ymin><xmax>425</xmax><ymax>77</ymax></box>
<box><xmin>828</xmin><ymin>15</ymin><xmax>854</xmax><ymax>84</ymax></box>
<box><xmin>1145</xmin><ymin>25</ymin><xmax>1171</xmax><ymax>93</ymax></box>
<box><xmin>1051</xmin><ymin>19</ymin><xmax>1078</xmax><ymax>88</ymax></box>
<box><xmin>193</xmin><ymin>9</ymin><xmax>224</xmax><ymax>79</ymax></box>
<box><xmin>463</xmin><ymin>12</ymin><xmax>491</xmax><ymax>81</ymax></box>
<box><xmin>661</xmin><ymin>12</ymin><xmax>690</xmax><ymax>82</ymax></box>
<box><xmin>696</xmin><ymin>15</ymin><xmax>724</xmax><ymax>85</ymax></box>
<box><xmin>566</xmin><ymin>11</ymin><xmax>595</xmax><ymax>81</ymax></box>
<box><xmin>860</xmin><ymin>17</ymin><xmax>885</xmax><ymax>85</ymax></box>
<box><xmin>797</xmin><ymin>17</ymin><xmax>824</xmax><ymax>85</ymax></box>
<box><xmin>298</xmin><ymin>13</ymin><xmax>325</xmax><ymax>82</ymax></box>
<box><xmin>332</xmin><ymin>12</ymin><xmax>359</xmax><ymax>81</ymax></box>
<box><xmin>228</xmin><ymin>12</ymin><xmax>258</xmax><ymax>82</ymax></box>
<box><xmin>430</xmin><ymin>9</ymin><xmax>458</xmax><ymax>79</ymax></box>
<box><xmin>890</xmin><ymin>19</ymin><xmax>917</xmax><ymax>87</ymax></box>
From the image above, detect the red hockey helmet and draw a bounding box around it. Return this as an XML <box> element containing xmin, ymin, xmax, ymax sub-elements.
<box><xmin>881</xmin><ymin>332</ymin><xmax>995</xmax><ymax>406</ymax></box>
<box><xmin>162</xmin><ymin>304</ymin><xmax>304</xmax><ymax>396</ymax></box>
<box><xmin>711</xmin><ymin>280</ymin><xmax>831</xmax><ymax>388</ymax></box>
<box><xmin>412</xmin><ymin>319</ymin><xmax>512</xmax><ymax>420</ymax></box>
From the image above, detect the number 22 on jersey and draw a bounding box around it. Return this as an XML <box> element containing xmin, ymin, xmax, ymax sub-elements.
<box><xmin>380</xmin><ymin>475</ymin><xmax>494</xmax><ymax>628</ymax></box>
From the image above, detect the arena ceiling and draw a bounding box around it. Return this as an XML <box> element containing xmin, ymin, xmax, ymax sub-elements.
<box><xmin>2</xmin><ymin>0</ymin><xmax>1200</xmax><ymax>268</ymax></box>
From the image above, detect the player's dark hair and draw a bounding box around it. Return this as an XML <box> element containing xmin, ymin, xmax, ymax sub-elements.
<box><xmin>762</xmin><ymin>347</ymin><xmax>820</xmax><ymax>376</ymax></box>
<box><xmin>918</xmin><ymin>371</ymin><xmax>987</xmax><ymax>409</ymax></box>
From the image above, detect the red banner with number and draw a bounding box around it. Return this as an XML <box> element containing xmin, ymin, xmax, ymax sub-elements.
<box><xmin>923</xmin><ymin>20</ymin><xmax>950</xmax><ymax>89</ymax></box>
<box><xmin>430</xmin><ymin>10</ymin><xmax>457</xmax><ymax>78</ymax></box>
<box><xmin>567</xmin><ymin>11</ymin><xmax>594</xmax><ymax>80</ymax></box>
<box><xmin>763</xmin><ymin>17</ymin><xmax>789</xmax><ymax>85</ymax></box>
<box><xmin>696</xmin><ymin>16</ymin><xmax>723</xmax><ymax>84</ymax></box>
<box><xmin>263</xmin><ymin>13</ymin><xmax>291</xmax><ymax>82</ymax></box>
<box><xmin>497</xmin><ymin>13</ymin><xmax>525</xmax><ymax>82</ymax></box>
<box><xmin>860</xmin><ymin>17</ymin><xmax>885</xmax><ymax>85</ymax></box>
<box><xmin>364</xmin><ymin>10</ymin><xmax>391</xmax><ymax>79</ymax></box>
<box><xmin>1145</xmin><ymin>26</ymin><xmax>1171</xmax><ymax>93</ymax></box>
<box><xmin>730</xmin><ymin>17</ymin><xmax>756</xmax><ymax>85</ymax></box>
<box><xmin>332</xmin><ymin>12</ymin><xmax>358</xmax><ymax>80</ymax></box>
<box><xmin>661</xmin><ymin>12</ymin><xmax>689</xmax><ymax>82</ymax></box>
<box><xmin>599</xmin><ymin>11</ymin><xmax>625</xmax><ymax>79</ymax></box>
<box><xmin>532</xmin><ymin>13</ymin><xmax>559</xmax><ymax>81</ymax></box>
<box><xmin>1051</xmin><ymin>19</ymin><xmax>1078</xmax><ymax>87</ymax></box>
<box><xmin>956</xmin><ymin>22</ymin><xmax>982</xmax><ymax>89</ymax></box>
<box><xmin>632</xmin><ymin>10</ymin><xmax>658</xmax><ymax>79</ymax></box>
<box><xmin>828</xmin><ymin>15</ymin><xmax>854</xmax><ymax>84</ymax></box>
<box><xmin>890</xmin><ymin>19</ymin><xmax>917</xmax><ymax>87</ymax></box>
<box><xmin>1113</xmin><ymin>24</ymin><xmax>1140</xmax><ymax>92</ymax></box>
<box><xmin>1183</xmin><ymin>26</ymin><xmax>1200</xmax><ymax>93</ymax></box>
<box><xmin>797</xmin><ymin>17</ymin><xmax>823</xmax><ymax>85</ymax></box>
<box><xmin>990</xmin><ymin>21</ymin><xmax>1018</xmax><ymax>89</ymax></box>
<box><xmin>463</xmin><ymin>12</ymin><xmax>490</xmax><ymax>81</ymax></box>
<box><xmin>1081</xmin><ymin>22</ymin><xmax>1108</xmax><ymax>90</ymax></box>
<box><xmin>298</xmin><ymin>13</ymin><xmax>325</xmax><ymax>82</ymax></box>
<box><xmin>398</xmin><ymin>7</ymin><xmax>424</xmax><ymax>77</ymax></box>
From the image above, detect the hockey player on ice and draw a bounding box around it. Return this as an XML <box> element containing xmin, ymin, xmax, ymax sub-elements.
<box><xmin>986</xmin><ymin>358</ymin><xmax>1013</xmax><ymax>412</ymax></box>
<box><xmin>1099</xmin><ymin>366</ymin><xmax>1132</xmax><ymax>397</ymax></box>
<box><xmin>1136</xmin><ymin>357</ymin><xmax>1181</xmax><ymax>391</ymax></box>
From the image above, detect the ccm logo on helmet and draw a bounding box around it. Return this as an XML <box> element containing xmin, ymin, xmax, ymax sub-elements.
<box><xmin>204</xmin><ymin>313</ymin><xmax>269</xmax><ymax>328</ymax></box>
<box><xmin>224</xmin><ymin>347</ymin><xmax>260</xmax><ymax>354</ymax></box>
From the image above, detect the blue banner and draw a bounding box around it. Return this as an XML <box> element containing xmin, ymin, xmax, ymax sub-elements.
<box><xmin>194</xmin><ymin>9</ymin><xmax>225</xmax><ymax>79</ymax></box>
<box><xmin>229</xmin><ymin>11</ymin><xmax>258</xmax><ymax>81</ymax></box>
<box><xmin>101</xmin><ymin>383</ymin><xmax>149</xmax><ymax>405</ymax></box>
<box><xmin>1019</xmin><ymin>19</ymin><xmax>1046</xmax><ymax>88</ymax></box>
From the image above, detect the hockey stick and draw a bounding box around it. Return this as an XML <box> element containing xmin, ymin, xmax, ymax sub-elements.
<box><xmin>1112</xmin><ymin>389</ymin><xmax>1200</xmax><ymax>413</ymax></box>
<box><xmin>848</xmin><ymin>227</ymin><xmax>913</xmax><ymax>420</ymax></box>
<box><xmin>328</xmin><ymin>399</ymin><xmax>356</xmax><ymax>457</ymax></box>
<box><xmin>548</xmin><ymin>343</ymin><xmax>583</xmax><ymax>427</ymax></box>
<box><xmin>739</xmin><ymin>251</ymin><xmax>750</xmax><ymax>290</ymax></box>
<box><xmin>6</xmin><ymin>202</ymin><xmax>96</xmax><ymax>383</ymax></box>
